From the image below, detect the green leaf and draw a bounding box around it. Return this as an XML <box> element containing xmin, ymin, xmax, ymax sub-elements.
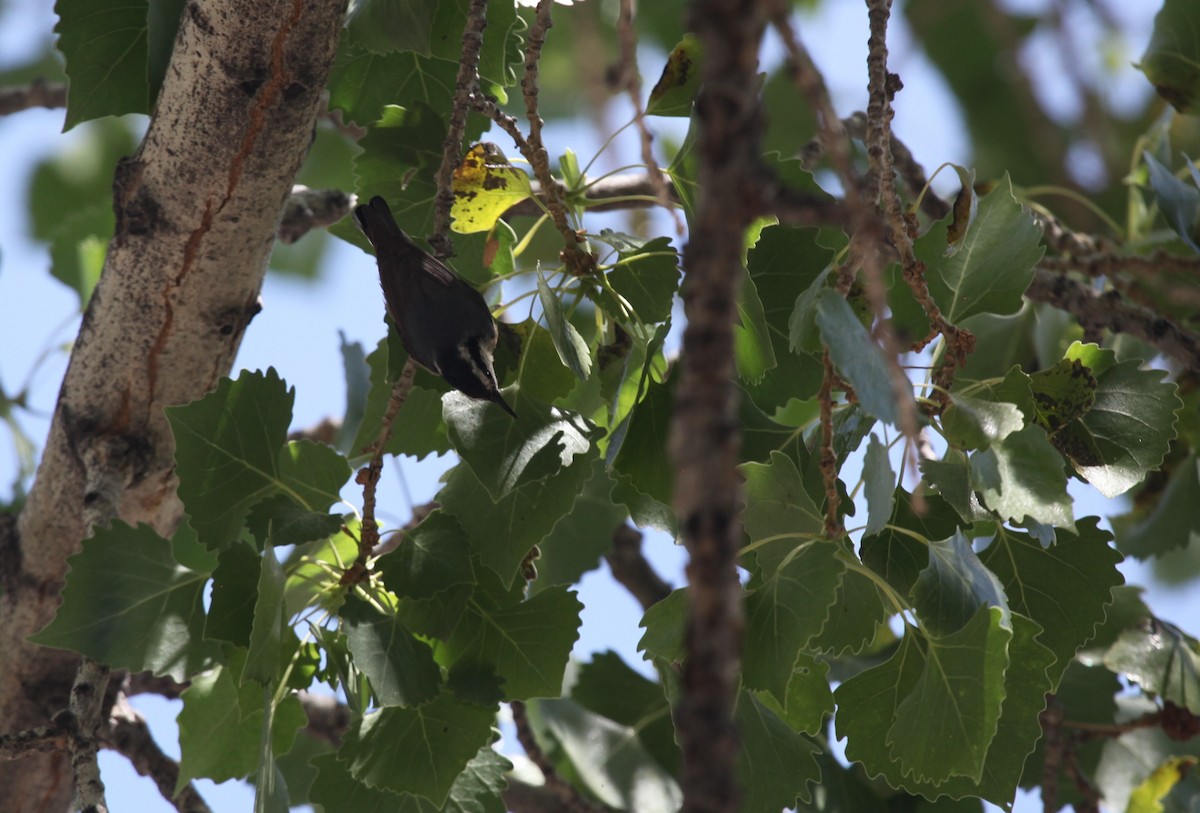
<box><xmin>1139</xmin><ymin>0</ymin><xmax>1200</xmax><ymax>116</ymax></box>
<box><xmin>838</xmin><ymin>608</ymin><xmax>1011</xmax><ymax>788</ymax></box>
<box><xmin>245</xmin><ymin>494</ymin><xmax>345</xmax><ymax>550</ymax></box>
<box><xmin>242</xmin><ymin>542</ymin><xmax>288</xmax><ymax>684</ymax></box>
<box><xmin>638</xmin><ymin>588</ymin><xmax>689</xmax><ymax>665</ymax></box>
<box><xmin>336</xmin><ymin>695</ymin><xmax>497</xmax><ymax>806</ymax></box>
<box><xmin>863</xmin><ymin>435</ymin><xmax>895</xmax><ymax>535</ymax></box>
<box><xmin>980</xmin><ymin>519</ymin><xmax>1123</xmax><ymax>678</ymax></box>
<box><xmin>1103</xmin><ymin>623</ymin><xmax>1200</xmax><ymax>714</ymax></box>
<box><xmin>943</xmin><ymin>393</ymin><xmax>1027</xmax><ymax>451</ymax></box>
<box><xmin>30</xmin><ymin>522</ymin><xmax>218</xmax><ymax>681</ymax></box>
<box><xmin>912</xmin><ymin>530</ymin><xmax>1010</xmax><ymax>637</ymax></box>
<box><xmin>808</xmin><ymin>564</ymin><xmax>891</xmax><ymax>657</ymax></box>
<box><xmin>444</xmin><ymin>586</ymin><xmax>583</xmax><ymax>700</ymax></box>
<box><xmin>529</xmin><ymin>698</ymin><xmax>683</xmax><ymax>812</ymax></box>
<box><xmin>860</xmin><ymin>490</ymin><xmax>960</xmax><ymax>598</ymax></box>
<box><xmin>1142</xmin><ymin>151</ymin><xmax>1200</xmax><ymax>253</ymax></box>
<box><xmin>743</xmin><ymin>225</ymin><xmax>829</xmax><ymax>411</ymax></box>
<box><xmin>510</xmin><ymin>320</ymin><xmax>579</xmax><ymax>404</ymax></box>
<box><xmin>758</xmin><ymin>653</ymin><xmax>835</xmax><ymax>736</ymax></box>
<box><xmin>743</xmin><ymin>540</ymin><xmax>843</xmax><ymax>703</ymax></box>
<box><xmin>919</xmin><ymin>174</ymin><xmax>1044</xmax><ymax>325</ymax></box>
<box><xmin>168</xmin><ymin>369</ymin><xmax>342</xmax><ymax>550</ymax></box>
<box><xmin>438</xmin><ymin>450</ymin><xmax>595</xmax><ymax>586</ymax></box>
<box><xmin>206</xmin><ymin>542</ymin><xmax>261</xmax><ymax>646</ymax></box>
<box><xmin>328</xmin><ymin>46</ymin><xmax>460</xmax><ymax>128</ymax></box>
<box><xmin>1116</xmin><ymin>455</ymin><xmax>1200</xmax><ymax>558</ymax></box>
<box><xmin>737</xmin><ymin>690</ymin><xmax>821</xmax><ymax>810</ymax></box>
<box><xmin>647</xmin><ymin>34</ymin><xmax>702</xmax><ymax>117</ymax></box>
<box><xmin>55</xmin><ymin>0</ymin><xmax>149</xmax><ymax>129</ymax></box>
<box><xmin>1028</xmin><ymin>356</ymin><xmax>1096</xmax><ymax>433</ymax></box>
<box><xmin>533</xmin><ymin>460</ymin><xmax>628</xmax><ymax>592</ymax></box>
<box><xmin>537</xmin><ymin>266</ymin><xmax>592</xmax><ymax>380</ymax></box>
<box><xmin>920</xmin><ymin>450</ymin><xmax>990</xmax><ymax>524</ymax></box>
<box><xmin>741</xmin><ymin>451</ymin><xmax>825</xmax><ymax>560</ymax></box>
<box><xmin>309</xmin><ymin>747</ymin><xmax>511</xmax><ymax>813</ymax></box>
<box><xmin>345</xmin><ymin>0</ymin><xmax>439</xmax><ymax>55</ymax></box>
<box><xmin>377</xmin><ymin>511</ymin><xmax>473</xmax><ymax>599</ymax></box>
<box><xmin>611</xmin><ymin>376</ymin><xmax>674</xmax><ymax>507</ymax></box>
<box><xmin>145</xmin><ymin>0</ymin><xmax>184</xmax><ymax>103</ymax></box>
<box><xmin>817</xmin><ymin>288</ymin><xmax>913</xmax><ymax>424</ymax></box>
<box><xmin>1053</xmin><ymin>343</ymin><xmax>1182</xmax><ymax>498</ymax></box>
<box><xmin>177</xmin><ymin>661</ymin><xmax>306</xmax><ymax>788</ymax></box>
<box><xmin>970</xmin><ymin>425</ymin><xmax>1073</xmax><ymax>528</ymax></box>
<box><xmin>443</xmin><ymin>389</ymin><xmax>597</xmax><ymax>501</ymax></box>
<box><xmin>606</xmin><ymin>237</ymin><xmax>681</xmax><ymax>325</ymax></box>
<box><xmin>571</xmin><ymin>651</ymin><xmax>679</xmax><ymax>775</ymax></box>
<box><xmin>735</xmin><ymin>271</ymin><xmax>778</xmax><ymax>383</ymax></box>
<box><xmin>341</xmin><ymin>595</ymin><xmax>441</xmax><ymax>707</ymax></box>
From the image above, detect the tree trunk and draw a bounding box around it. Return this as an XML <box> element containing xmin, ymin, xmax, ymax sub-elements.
<box><xmin>0</xmin><ymin>0</ymin><xmax>347</xmax><ymax>808</ymax></box>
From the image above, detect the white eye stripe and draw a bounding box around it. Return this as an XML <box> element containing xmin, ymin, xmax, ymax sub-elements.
<box><xmin>458</xmin><ymin>340</ymin><xmax>496</xmax><ymax>385</ymax></box>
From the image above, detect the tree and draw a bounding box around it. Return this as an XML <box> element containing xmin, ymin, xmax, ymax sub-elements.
<box><xmin>1</xmin><ymin>0</ymin><xmax>1199</xmax><ymax>811</ymax></box>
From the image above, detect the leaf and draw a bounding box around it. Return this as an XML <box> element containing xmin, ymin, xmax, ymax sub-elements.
<box><xmin>743</xmin><ymin>540</ymin><xmax>844</xmax><ymax>703</ymax></box>
<box><xmin>168</xmin><ymin>369</ymin><xmax>348</xmax><ymax>550</ymax></box>
<box><xmin>912</xmin><ymin>530</ymin><xmax>1010</xmax><ymax>637</ymax></box>
<box><xmin>860</xmin><ymin>490</ymin><xmax>960</xmax><ymax>597</ymax></box>
<box><xmin>1116</xmin><ymin>455</ymin><xmax>1200</xmax><ymax>558</ymax></box>
<box><xmin>30</xmin><ymin>522</ymin><xmax>218</xmax><ymax>681</ymax></box>
<box><xmin>352</xmin><ymin>335</ymin><xmax>451</xmax><ymax>462</ymax></box>
<box><xmin>970</xmin><ymin>425</ymin><xmax>1073</xmax><ymax>528</ymax></box>
<box><xmin>327</xmin><ymin>46</ymin><xmax>460</xmax><ymax>128</ymax></box>
<box><xmin>980</xmin><ymin>520</ymin><xmax>1124</xmax><ymax>678</ymax></box>
<box><xmin>735</xmin><ymin>272</ymin><xmax>778</xmax><ymax>383</ymax></box>
<box><xmin>606</xmin><ymin>236</ymin><xmax>681</xmax><ymax>325</ymax></box>
<box><xmin>336</xmin><ymin>695</ymin><xmax>497</xmax><ymax>806</ymax></box>
<box><xmin>919</xmin><ymin>174</ymin><xmax>1044</xmax><ymax>325</ymax></box>
<box><xmin>1028</xmin><ymin>357</ymin><xmax>1096</xmax><ymax>433</ymax></box>
<box><xmin>377</xmin><ymin>511</ymin><xmax>474</xmax><ymax>599</ymax></box>
<box><xmin>944</xmin><ymin>164</ymin><xmax>979</xmax><ymax>256</ymax></box>
<box><xmin>309</xmin><ymin>747</ymin><xmax>511</xmax><ymax>813</ymax></box>
<box><xmin>740</xmin><ymin>451</ymin><xmax>825</xmax><ymax>559</ymax></box>
<box><xmin>638</xmin><ymin>588</ymin><xmax>689</xmax><ymax>665</ymax></box>
<box><xmin>1139</xmin><ymin>0</ymin><xmax>1200</xmax><ymax>115</ymax></box>
<box><xmin>536</xmin><ymin>266</ymin><xmax>591</xmax><ymax>380</ymax></box>
<box><xmin>647</xmin><ymin>34</ymin><xmax>702</xmax><ymax>117</ymax></box>
<box><xmin>341</xmin><ymin>596</ymin><xmax>441</xmax><ymax>707</ymax></box>
<box><xmin>438</xmin><ymin>449</ymin><xmax>594</xmax><ymax>586</ymax></box>
<box><xmin>1103</xmin><ymin>622</ymin><xmax>1200</xmax><ymax>714</ymax></box>
<box><xmin>817</xmin><ymin>288</ymin><xmax>913</xmax><ymax>424</ymax></box>
<box><xmin>206</xmin><ymin>542</ymin><xmax>261</xmax><ymax>647</ymax></box>
<box><xmin>1127</xmin><ymin>757</ymin><xmax>1200</xmax><ymax>813</ymax></box>
<box><xmin>571</xmin><ymin>651</ymin><xmax>679</xmax><ymax>775</ymax></box>
<box><xmin>242</xmin><ymin>542</ymin><xmax>288</xmax><ymax>684</ymax></box>
<box><xmin>344</xmin><ymin>0</ymin><xmax>439</xmax><ymax>55</ymax></box>
<box><xmin>55</xmin><ymin>0</ymin><xmax>149</xmax><ymax>129</ymax></box>
<box><xmin>1142</xmin><ymin>151</ymin><xmax>1200</xmax><ymax>253</ymax></box>
<box><xmin>1053</xmin><ymin>343</ymin><xmax>1182</xmax><ymax>498</ymax></box>
<box><xmin>611</xmin><ymin>376</ymin><xmax>674</xmax><ymax>507</ymax></box>
<box><xmin>443</xmin><ymin>586</ymin><xmax>583</xmax><ymax>701</ymax></box>
<box><xmin>532</xmin><ymin>460</ymin><xmax>628</xmax><ymax>592</ymax></box>
<box><xmin>737</xmin><ymin>690</ymin><xmax>821</xmax><ymax>810</ymax></box>
<box><xmin>529</xmin><ymin>698</ymin><xmax>683</xmax><ymax>813</ymax></box>
<box><xmin>920</xmin><ymin>450</ymin><xmax>990</xmax><ymax>524</ymax></box>
<box><xmin>863</xmin><ymin>435</ymin><xmax>895</xmax><ymax>535</ymax></box>
<box><xmin>943</xmin><ymin>393</ymin><xmax>1027</xmax><ymax>451</ymax></box>
<box><xmin>177</xmin><ymin>661</ymin><xmax>306</xmax><ymax>788</ymax></box>
<box><xmin>451</xmin><ymin>143</ymin><xmax>533</xmax><ymax>234</ymax></box>
<box><xmin>444</xmin><ymin>389</ymin><xmax>597</xmax><ymax>500</ymax></box>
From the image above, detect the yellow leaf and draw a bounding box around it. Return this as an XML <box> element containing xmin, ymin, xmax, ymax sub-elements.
<box><xmin>451</xmin><ymin>143</ymin><xmax>532</xmax><ymax>234</ymax></box>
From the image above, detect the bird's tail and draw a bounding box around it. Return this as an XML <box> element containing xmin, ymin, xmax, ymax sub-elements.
<box><xmin>353</xmin><ymin>196</ymin><xmax>416</xmax><ymax>254</ymax></box>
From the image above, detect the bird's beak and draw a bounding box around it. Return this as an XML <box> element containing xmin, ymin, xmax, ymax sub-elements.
<box><xmin>493</xmin><ymin>391</ymin><xmax>517</xmax><ymax>419</ymax></box>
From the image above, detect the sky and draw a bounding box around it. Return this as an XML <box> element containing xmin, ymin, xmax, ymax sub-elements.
<box><xmin>0</xmin><ymin>0</ymin><xmax>1185</xmax><ymax>811</ymax></box>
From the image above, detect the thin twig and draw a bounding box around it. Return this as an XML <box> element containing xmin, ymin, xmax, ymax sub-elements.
<box><xmin>519</xmin><ymin>0</ymin><xmax>593</xmax><ymax>274</ymax></box>
<box><xmin>0</xmin><ymin>79</ymin><xmax>67</xmax><ymax>116</ymax></box>
<box><xmin>511</xmin><ymin>701</ymin><xmax>613</xmax><ymax>813</ymax></box>
<box><xmin>0</xmin><ymin>720</ymin><xmax>69</xmax><ymax>761</ymax></box>
<box><xmin>431</xmin><ymin>0</ymin><xmax>491</xmax><ymax>256</ymax></box>
<box><xmin>819</xmin><ymin>350</ymin><xmax>841</xmax><ymax>538</ymax></box>
<box><xmin>342</xmin><ymin>358</ymin><xmax>419</xmax><ymax>584</ymax></box>
<box><xmin>68</xmin><ymin>658</ymin><xmax>111</xmax><ymax>812</ymax></box>
<box><xmin>614</xmin><ymin>0</ymin><xmax>683</xmax><ymax>235</ymax></box>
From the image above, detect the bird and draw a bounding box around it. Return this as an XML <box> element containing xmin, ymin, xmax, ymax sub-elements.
<box><xmin>353</xmin><ymin>196</ymin><xmax>516</xmax><ymax>418</ymax></box>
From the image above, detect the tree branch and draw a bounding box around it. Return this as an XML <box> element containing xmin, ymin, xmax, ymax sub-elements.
<box><xmin>605</xmin><ymin>525</ymin><xmax>672</xmax><ymax>611</ymax></box>
<box><xmin>510</xmin><ymin>701</ymin><xmax>612</xmax><ymax>813</ymax></box>
<box><xmin>103</xmin><ymin>695</ymin><xmax>211</xmax><ymax>813</ymax></box>
<box><xmin>278</xmin><ymin>186</ymin><xmax>354</xmax><ymax>244</ymax></box>
<box><xmin>0</xmin><ymin>79</ymin><xmax>67</xmax><ymax>116</ymax></box>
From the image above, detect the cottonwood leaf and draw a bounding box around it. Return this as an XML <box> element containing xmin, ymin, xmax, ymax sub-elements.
<box><xmin>919</xmin><ymin>174</ymin><xmax>1043</xmax><ymax>325</ymax></box>
<box><xmin>970</xmin><ymin>426</ymin><xmax>1073</xmax><ymax>528</ymax></box>
<box><xmin>817</xmin><ymin>288</ymin><xmax>912</xmax><ymax>424</ymax></box>
<box><xmin>341</xmin><ymin>596</ymin><xmax>441</xmax><ymax>708</ymax></box>
<box><xmin>55</xmin><ymin>0</ymin><xmax>149</xmax><ymax>128</ymax></box>
<box><xmin>30</xmin><ymin>522</ymin><xmax>218</xmax><ymax>681</ymax></box>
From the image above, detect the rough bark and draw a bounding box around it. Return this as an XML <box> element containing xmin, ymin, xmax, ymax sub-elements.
<box><xmin>0</xmin><ymin>0</ymin><xmax>348</xmax><ymax>808</ymax></box>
